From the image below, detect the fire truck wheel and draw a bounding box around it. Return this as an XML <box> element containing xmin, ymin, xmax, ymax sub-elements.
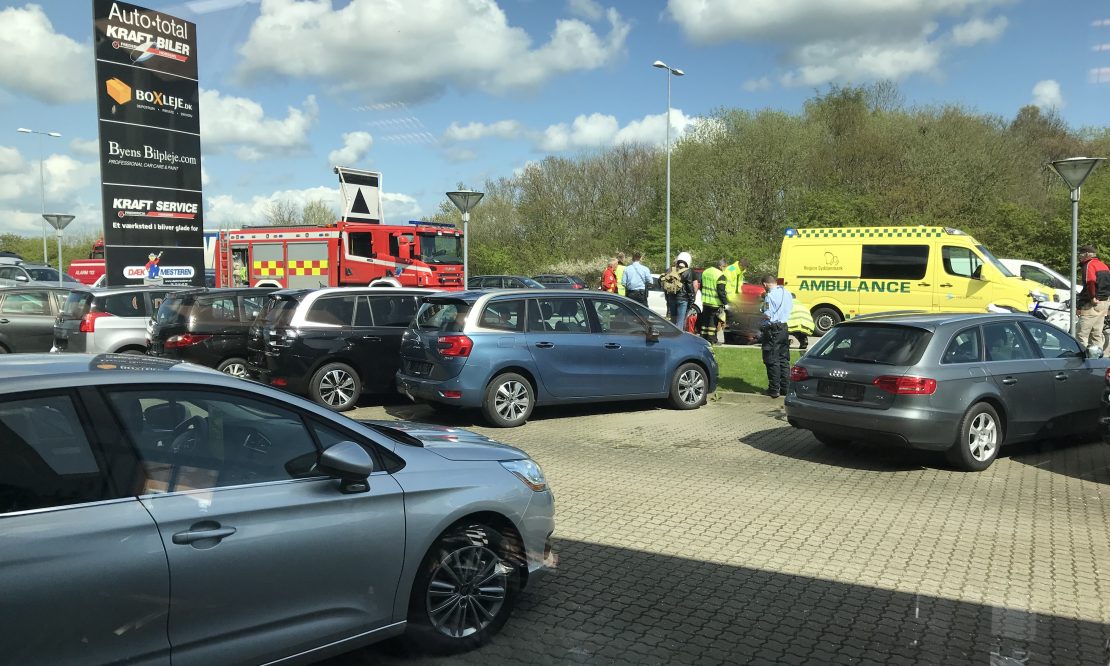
<box><xmin>310</xmin><ymin>362</ymin><xmax>362</xmax><ymax>411</ymax></box>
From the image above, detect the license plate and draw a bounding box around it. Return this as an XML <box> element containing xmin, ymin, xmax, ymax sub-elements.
<box><xmin>405</xmin><ymin>360</ymin><xmax>433</xmax><ymax>376</ymax></box>
<box><xmin>817</xmin><ymin>379</ymin><xmax>864</xmax><ymax>401</ymax></box>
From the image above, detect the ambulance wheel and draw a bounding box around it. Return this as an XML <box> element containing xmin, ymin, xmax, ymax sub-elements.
<box><xmin>812</xmin><ymin>307</ymin><xmax>842</xmax><ymax>335</ymax></box>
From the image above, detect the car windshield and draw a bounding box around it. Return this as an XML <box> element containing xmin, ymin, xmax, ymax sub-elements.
<box><xmin>810</xmin><ymin>324</ymin><xmax>933</xmax><ymax>366</ymax></box>
<box><xmin>977</xmin><ymin>245</ymin><xmax>1014</xmax><ymax>278</ymax></box>
<box><xmin>415</xmin><ymin>299</ymin><xmax>471</xmax><ymax>332</ymax></box>
<box><xmin>417</xmin><ymin>233</ymin><xmax>462</xmax><ymax>265</ymax></box>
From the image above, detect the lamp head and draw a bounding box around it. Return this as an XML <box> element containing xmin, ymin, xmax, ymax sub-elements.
<box><xmin>653</xmin><ymin>60</ymin><xmax>667</xmax><ymax>69</ymax></box>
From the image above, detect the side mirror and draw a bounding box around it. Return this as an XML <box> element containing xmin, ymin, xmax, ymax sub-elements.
<box><xmin>647</xmin><ymin>324</ymin><xmax>662</xmax><ymax>340</ymax></box>
<box><xmin>318</xmin><ymin>441</ymin><xmax>373</xmax><ymax>493</ymax></box>
<box><xmin>14</xmin><ymin>275</ymin><xmax>28</xmax><ymax>282</ymax></box>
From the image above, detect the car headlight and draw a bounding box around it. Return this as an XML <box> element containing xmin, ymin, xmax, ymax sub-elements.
<box><xmin>501</xmin><ymin>459</ymin><xmax>547</xmax><ymax>492</ymax></box>
<box><xmin>1030</xmin><ymin>290</ymin><xmax>1048</xmax><ymax>303</ymax></box>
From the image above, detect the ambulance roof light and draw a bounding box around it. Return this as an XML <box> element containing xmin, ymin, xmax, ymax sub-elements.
<box><xmin>943</xmin><ymin>227</ymin><xmax>966</xmax><ymax>235</ymax></box>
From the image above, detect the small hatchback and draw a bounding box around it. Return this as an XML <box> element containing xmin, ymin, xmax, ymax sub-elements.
<box><xmin>148</xmin><ymin>287</ymin><xmax>276</xmax><ymax>376</ymax></box>
<box><xmin>0</xmin><ymin>285</ymin><xmax>87</xmax><ymax>352</ymax></box>
<box><xmin>395</xmin><ymin>290</ymin><xmax>718</xmax><ymax>427</ymax></box>
<box><xmin>785</xmin><ymin>312</ymin><xmax>1110</xmax><ymax>470</ymax></box>
<box><xmin>248</xmin><ymin>287</ymin><xmax>436</xmax><ymax>410</ymax></box>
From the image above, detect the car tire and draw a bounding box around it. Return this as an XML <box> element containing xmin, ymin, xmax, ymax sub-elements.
<box><xmin>946</xmin><ymin>402</ymin><xmax>1002</xmax><ymax>471</ymax></box>
<box><xmin>482</xmin><ymin>373</ymin><xmax>534</xmax><ymax>427</ymax></box>
<box><xmin>216</xmin><ymin>357</ymin><xmax>248</xmax><ymax>378</ymax></box>
<box><xmin>811</xmin><ymin>306</ymin><xmax>842</xmax><ymax>335</ymax></box>
<box><xmin>310</xmin><ymin>362</ymin><xmax>362</xmax><ymax>411</ymax></box>
<box><xmin>405</xmin><ymin>523</ymin><xmax>522</xmax><ymax>654</ymax></box>
<box><xmin>814</xmin><ymin>433</ymin><xmax>851</xmax><ymax>447</ymax></box>
<box><xmin>668</xmin><ymin>362</ymin><xmax>708</xmax><ymax>410</ymax></box>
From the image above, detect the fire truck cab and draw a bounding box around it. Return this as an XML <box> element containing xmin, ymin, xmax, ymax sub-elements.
<box><xmin>216</xmin><ymin>167</ymin><xmax>464</xmax><ymax>290</ymax></box>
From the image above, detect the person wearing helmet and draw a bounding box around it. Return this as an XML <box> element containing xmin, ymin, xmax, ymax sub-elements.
<box><xmin>675</xmin><ymin>251</ymin><xmax>696</xmax><ymax>327</ymax></box>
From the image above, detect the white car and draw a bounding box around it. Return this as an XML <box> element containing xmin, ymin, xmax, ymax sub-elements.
<box><xmin>999</xmin><ymin>258</ymin><xmax>1075</xmax><ymax>303</ymax></box>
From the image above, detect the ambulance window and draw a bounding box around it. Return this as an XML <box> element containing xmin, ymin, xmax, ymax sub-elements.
<box><xmin>860</xmin><ymin>245</ymin><xmax>928</xmax><ymax>280</ymax></box>
<box><xmin>942</xmin><ymin>246</ymin><xmax>983</xmax><ymax>279</ymax></box>
<box><xmin>348</xmin><ymin>232</ymin><xmax>372</xmax><ymax>257</ymax></box>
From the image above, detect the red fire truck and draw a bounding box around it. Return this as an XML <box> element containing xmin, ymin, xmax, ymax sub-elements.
<box><xmin>68</xmin><ymin>238</ymin><xmax>106</xmax><ymax>285</ymax></box>
<box><xmin>214</xmin><ymin>219</ymin><xmax>465</xmax><ymax>290</ymax></box>
<box><xmin>215</xmin><ymin>167</ymin><xmax>465</xmax><ymax>290</ymax></box>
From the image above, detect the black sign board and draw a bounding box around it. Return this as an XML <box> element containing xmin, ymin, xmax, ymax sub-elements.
<box><xmin>93</xmin><ymin>0</ymin><xmax>202</xmax><ymax>286</ymax></box>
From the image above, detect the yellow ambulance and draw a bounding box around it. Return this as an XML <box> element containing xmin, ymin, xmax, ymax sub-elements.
<box><xmin>778</xmin><ymin>226</ymin><xmax>1052</xmax><ymax>333</ymax></box>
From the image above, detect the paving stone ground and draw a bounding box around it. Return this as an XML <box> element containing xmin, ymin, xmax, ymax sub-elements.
<box><xmin>323</xmin><ymin>393</ymin><xmax>1110</xmax><ymax>665</ymax></box>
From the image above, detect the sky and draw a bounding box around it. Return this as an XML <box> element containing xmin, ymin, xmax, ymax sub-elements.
<box><xmin>0</xmin><ymin>0</ymin><xmax>1108</xmax><ymax>242</ymax></box>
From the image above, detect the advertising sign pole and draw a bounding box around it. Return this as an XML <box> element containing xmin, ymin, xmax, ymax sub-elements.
<box><xmin>92</xmin><ymin>0</ymin><xmax>204</xmax><ymax>286</ymax></box>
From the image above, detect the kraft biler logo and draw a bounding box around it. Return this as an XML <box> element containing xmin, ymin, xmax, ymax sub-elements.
<box><xmin>106</xmin><ymin>3</ymin><xmax>192</xmax><ymax>64</ymax></box>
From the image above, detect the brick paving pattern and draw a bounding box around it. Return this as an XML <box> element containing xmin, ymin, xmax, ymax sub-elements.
<box><xmin>325</xmin><ymin>394</ymin><xmax>1110</xmax><ymax>665</ymax></box>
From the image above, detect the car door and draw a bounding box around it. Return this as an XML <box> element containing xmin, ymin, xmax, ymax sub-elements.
<box><xmin>525</xmin><ymin>297</ymin><xmax>604</xmax><ymax>397</ymax></box>
<box><xmin>0</xmin><ymin>289</ymin><xmax>54</xmax><ymax>351</ymax></box>
<box><xmin>981</xmin><ymin>321</ymin><xmax>1054</xmax><ymax>440</ymax></box>
<box><xmin>356</xmin><ymin>294</ymin><xmax>419</xmax><ymax>392</ymax></box>
<box><xmin>1020</xmin><ymin>320</ymin><xmax>1103</xmax><ymax>435</ymax></box>
<box><xmin>935</xmin><ymin>245</ymin><xmax>991</xmax><ymax>312</ymax></box>
<box><xmin>586</xmin><ymin>298</ymin><xmax>668</xmax><ymax>396</ymax></box>
<box><xmin>0</xmin><ymin>390</ymin><xmax>170</xmax><ymax>665</ymax></box>
<box><xmin>103</xmin><ymin>387</ymin><xmax>406</xmax><ymax>666</ymax></box>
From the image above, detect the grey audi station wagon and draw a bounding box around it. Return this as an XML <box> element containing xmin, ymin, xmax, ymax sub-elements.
<box><xmin>785</xmin><ymin>312</ymin><xmax>1110</xmax><ymax>470</ymax></box>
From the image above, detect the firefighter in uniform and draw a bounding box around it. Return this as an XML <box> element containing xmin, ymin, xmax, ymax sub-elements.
<box><xmin>698</xmin><ymin>259</ymin><xmax>728</xmax><ymax>343</ymax></box>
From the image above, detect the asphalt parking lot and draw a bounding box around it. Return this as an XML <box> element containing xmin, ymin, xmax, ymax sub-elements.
<box><xmin>327</xmin><ymin>394</ymin><xmax>1110</xmax><ymax>665</ymax></box>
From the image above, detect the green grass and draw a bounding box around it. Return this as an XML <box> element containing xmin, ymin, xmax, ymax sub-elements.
<box><xmin>713</xmin><ymin>346</ymin><xmax>803</xmax><ymax>394</ymax></box>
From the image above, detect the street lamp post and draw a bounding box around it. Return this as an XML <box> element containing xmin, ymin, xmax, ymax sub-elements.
<box><xmin>446</xmin><ymin>189</ymin><xmax>485</xmax><ymax>286</ymax></box>
<box><xmin>42</xmin><ymin>214</ymin><xmax>75</xmax><ymax>286</ymax></box>
<box><xmin>653</xmin><ymin>60</ymin><xmax>684</xmax><ymax>269</ymax></box>
<box><xmin>1048</xmin><ymin>157</ymin><xmax>1106</xmax><ymax>335</ymax></box>
<box><xmin>17</xmin><ymin>128</ymin><xmax>62</xmax><ymax>264</ymax></box>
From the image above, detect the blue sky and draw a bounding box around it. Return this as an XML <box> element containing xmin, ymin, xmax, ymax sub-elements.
<box><xmin>0</xmin><ymin>0</ymin><xmax>1107</xmax><ymax>241</ymax></box>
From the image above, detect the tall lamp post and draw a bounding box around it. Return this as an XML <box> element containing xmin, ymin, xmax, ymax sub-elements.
<box><xmin>17</xmin><ymin>128</ymin><xmax>62</xmax><ymax>264</ymax></box>
<box><xmin>446</xmin><ymin>189</ymin><xmax>484</xmax><ymax>286</ymax></box>
<box><xmin>42</xmin><ymin>214</ymin><xmax>75</xmax><ymax>286</ymax></box>
<box><xmin>652</xmin><ymin>60</ymin><xmax>684</xmax><ymax>269</ymax></box>
<box><xmin>1049</xmin><ymin>157</ymin><xmax>1105</xmax><ymax>335</ymax></box>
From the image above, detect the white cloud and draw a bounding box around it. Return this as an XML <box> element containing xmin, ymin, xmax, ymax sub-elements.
<box><xmin>236</xmin><ymin>0</ymin><xmax>630</xmax><ymax>102</ymax></box>
<box><xmin>0</xmin><ymin>4</ymin><xmax>91</xmax><ymax>104</ymax></box>
<box><xmin>950</xmin><ymin>15</ymin><xmax>1008</xmax><ymax>46</ymax></box>
<box><xmin>328</xmin><ymin>131</ymin><xmax>374</xmax><ymax>166</ymax></box>
<box><xmin>199</xmin><ymin>89</ymin><xmax>318</xmax><ymax>161</ymax></box>
<box><xmin>69</xmin><ymin>138</ymin><xmax>99</xmax><ymax>157</ymax></box>
<box><xmin>382</xmin><ymin>192</ymin><xmax>423</xmax><ymax>220</ymax></box>
<box><xmin>742</xmin><ymin>77</ymin><xmax>771</xmax><ymax>92</ymax></box>
<box><xmin>537</xmin><ymin>110</ymin><xmax>694</xmax><ymax>152</ymax></box>
<box><xmin>568</xmin><ymin>0</ymin><xmax>604</xmax><ymax>21</ymax></box>
<box><xmin>1032</xmin><ymin>79</ymin><xmax>1064</xmax><ymax>110</ymax></box>
<box><xmin>667</xmin><ymin>0</ymin><xmax>1008</xmax><ymax>86</ymax></box>
<box><xmin>443</xmin><ymin>146</ymin><xmax>478</xmax><ymax>163</ymax></box>
<box><xmin>0</xmin><ymin>146</ymin><xmax>24</xmax><ymax>176</ymax></box>
<box><xmin>443</xmin><ymin>120</ymin><xmax>524</xmax><ymax>142</ymax></box>
<box><xmin>205</xmin><ymin>186</ymin><xmax>422</xmax><ymax>226</ymax></box>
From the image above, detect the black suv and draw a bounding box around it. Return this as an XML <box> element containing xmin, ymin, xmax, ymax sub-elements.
<box><xmin>148</xmin><ymin>288</ymin><xmax>276</xmax><ymax>376</ymax></box>
<box><xmin>247</xmin><ymin>287</ymin><xmax>434</xmax><ymax>410</ymax></box>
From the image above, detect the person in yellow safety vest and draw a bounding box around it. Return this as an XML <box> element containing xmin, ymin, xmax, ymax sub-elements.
<box><xmin>614</xmin><ymin>252</ymin><xmax>627</xmax><ymax>297</ymax></box>
<box><xmin>788</xmin><ymin>299</ymin><xmax>815</xmax><ymax>351</ymax></box>
<box><xmin>723</xmin><ymin>260</ymin><xmax>745</xmax><ymax>305</ymax></box>
<box><xmin>698</xmin><ymin>259</ymin><xmax>728</xmax><ymax>343</ymax></box>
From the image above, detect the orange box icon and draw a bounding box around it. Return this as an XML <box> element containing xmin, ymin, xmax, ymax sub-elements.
<box><xmin>105</xmin><ymin>77</ymin><xmax>131</xmax><ymax>105</ymax></box>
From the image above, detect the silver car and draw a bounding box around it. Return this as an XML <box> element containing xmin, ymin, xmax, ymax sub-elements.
<box><xmin>53</xmin><ymin>286</ymin><xmax>182</xmax><ymax>354</ymax></box>
<box><xmin>0</xmin><ymin>354</ymin><xmax>554</xmax><ymax>664</ymax></box>
<box><xmin>785</xmin><ymin>312</ymin><xmax>1110</xmax><ymax>470</ymax></box>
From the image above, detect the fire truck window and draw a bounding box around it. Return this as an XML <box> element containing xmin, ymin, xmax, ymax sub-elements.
<box><xmin>349</xmin><ymin>232</ymin><xmax>373</xmax><ymax>258</ymax></box>
<box><xmin>389</xmin><ymin>234</ymin><xmax>414</xmax><ymax>258</ymax></box>
<box><xmin>306</xmin><ymin>296</ymin><xmax>355</xmax><ymax>326</ymax></box>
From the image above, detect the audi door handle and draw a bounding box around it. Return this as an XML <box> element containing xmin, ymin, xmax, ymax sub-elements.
<box><xmin>1001</xmin><ymin>377</ymin><xmax>1017</xmax><ymax>385</ymax></box>
<box><xmin>172</xmin><ymin>526</ymin><xmax>237</xmax><ymax>545</ymax></box>
<box><xmin>361</xmin><ymin>336</ymin><xmax>381</xmax><ymax>341</ymax></box>
<box><xmin>534</xmin><ymin>342</ymin><xmax>554</xmax><ymax>349</ymax></box>
<box><xmin>604</xmin><ymin>343</ymin><xmax>622</xmax><ymax>350</ymax></box>
<box><xmin>939</xmin><ymin>283</ymin><xmax>953</xmax><ymax>288</ymax></box>
<box><xmin>1055</xmin><ymin>373</ymin><xmax>1068</xmax><ymax>381</ymax></box>
<box><xmin>0</xmin><ymin>318</ymin><xmax>7</xmax><ymax>324</ymax></box>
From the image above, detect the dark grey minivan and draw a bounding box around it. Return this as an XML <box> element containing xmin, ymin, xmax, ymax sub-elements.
<box><xmin>785</xmin><ymin>313</ymin><xmax>1110</xmax><ymax>471</ymax></box>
